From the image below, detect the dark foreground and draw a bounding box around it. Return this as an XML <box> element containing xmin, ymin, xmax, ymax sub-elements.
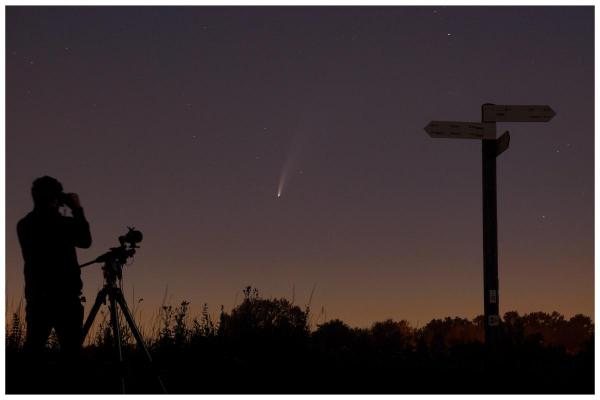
<box><xmin>6</xmin><ymin>293</ymin><xmax>594</xmax><ymax>394</ymax></box>
<box><xmin>6</xmin><ymin>339</ymin><xmax>593</xmax><ymax>394</ymax></box>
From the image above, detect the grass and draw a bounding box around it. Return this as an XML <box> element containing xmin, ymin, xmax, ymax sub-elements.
<box><xmin>5</xmin><ymin>286</ymin><xmax>595</xmax><ymax>394</ymax></box>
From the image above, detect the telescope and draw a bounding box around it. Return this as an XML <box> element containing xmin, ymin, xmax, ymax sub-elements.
<box><xmin>79</xmin><ymin>227</ymin><xmax>142</xmax><ymax>282</ymax></box>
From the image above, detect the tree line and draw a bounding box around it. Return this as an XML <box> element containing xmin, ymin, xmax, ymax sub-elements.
<box><xmin>6</xmin><ymin>286</ymin><xmax>594</xmax><ymax>394</ymax></box>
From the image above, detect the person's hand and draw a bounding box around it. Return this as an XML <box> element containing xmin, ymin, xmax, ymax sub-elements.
<box><xmin>65</xmin><ymin>193</ymin><xmax>81</xmax><ymax>208</ymax></box>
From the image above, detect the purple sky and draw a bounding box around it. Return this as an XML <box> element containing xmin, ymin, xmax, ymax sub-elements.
<box><xmin>6</xmin><ymin>6</ymin><xmax>594</xmax><ymax>328</ymax></box>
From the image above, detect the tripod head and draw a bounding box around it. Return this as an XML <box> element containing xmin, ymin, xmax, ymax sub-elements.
<box><xmin>80</xmin><ymin>227</ymin><xmax>143</xmax><ymax>286</ymax></box>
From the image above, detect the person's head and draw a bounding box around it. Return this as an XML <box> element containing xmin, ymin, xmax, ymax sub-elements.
<box><xmin>31</xmin><ymin>176</ymin><xmax>63</xmax><ymax>210</ymax></box>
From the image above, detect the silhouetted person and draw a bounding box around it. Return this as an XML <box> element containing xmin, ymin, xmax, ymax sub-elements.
<box><xmin>17</xmin><ymin>176</ymin><xmax>92</xmax><ymax>360</ymax></box>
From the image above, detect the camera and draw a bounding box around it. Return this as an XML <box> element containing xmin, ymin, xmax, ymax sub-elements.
<box><xmin>119</xmin><ymin>227</ymin><xmax>143</xmax><ymax>248</ymax></box>
<box><xmin>57</xmin><ymin>192</ymin><xmax>73</xmax><ymax>208</ymax></box>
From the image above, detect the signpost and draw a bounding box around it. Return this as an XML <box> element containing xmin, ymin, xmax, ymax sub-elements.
<box><xmin>424</xmin><ymin>121</ymin><xmax>495</xmax><ymax>139</ymax></box>
<box><xmin>482</xmin><ymin>104</ymin><xmax>556</xmax><ymax>123</ymax></box>
<box><xmin>424</xmin><ymin>103</ymin><xmax>555</xmax><ymax>349</ymax></box>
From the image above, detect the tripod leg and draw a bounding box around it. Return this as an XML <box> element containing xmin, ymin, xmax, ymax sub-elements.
<box><xmin>115</xmin><ymin>291</ymin><xmax>167</xmax><ymax>394</ymax></box>
<box><xmin>109</xmin><ymin>293</ymin><xmax>126</xmax><ymax>394</ymax></box>
<box><xmin>81</xmin><ymin>288</ymin><xmax>107</xmax><ymax>345</ymax></box>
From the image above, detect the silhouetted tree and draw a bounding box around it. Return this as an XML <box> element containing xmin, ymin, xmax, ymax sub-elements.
<box><xmin>370</xmin><ymin>319</ymin><xmax>414</xmax><ymax>356</ymax></box>
<box><xmin>218</xmin><ymin>286</ymin><xmax>309</xmax><ymax>362</ymax></box>
<box><xmin>563</xmin><ymin>314</ymin><xmax>593</xmax><ymax>354</ymax></box>
<box><xmin>421</xmin><ymin>317</ymin><xmax>482</xmax><ymax>352</ymax></box>
<box><xmin>313</xmin><ymin>319</ymin><xmax>354</xmax><ymax>348</ymax></box>
<box><xmin>311</xmin><ymin>319</ymin><xmax>357</xmax><ymax>365</ymax></box>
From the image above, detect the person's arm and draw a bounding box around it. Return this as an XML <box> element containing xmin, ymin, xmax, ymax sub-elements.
<box><xmin>67</xmin><ymin>193</ymin><xmax>92</xmax><ymax>248</ymax></box>
<box><xmin>16</xmin><ymin>219</ymin><xmax>31</xmax><ymax>263</ymax></box>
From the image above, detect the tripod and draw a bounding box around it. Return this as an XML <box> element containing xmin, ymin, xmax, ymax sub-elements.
<box><xmin>80</xmin><ymin>237</ymin><xmax>166</xmax><ymax>394</ymax></box>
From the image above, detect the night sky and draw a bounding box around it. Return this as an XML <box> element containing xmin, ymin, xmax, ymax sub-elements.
<box><xmin>6</xmin><ymin>6</ymin><xmax>594</xmax><ymax>328</ymax></box>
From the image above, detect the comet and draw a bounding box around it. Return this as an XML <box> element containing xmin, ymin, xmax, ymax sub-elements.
<box><xmin>275</xmin><ymin>111</ymin><xmax>323</xmax><ymax>198</ymax></box>
<box><xmin>276</xmin><ymin>158</ymin><xmax>291</xmax><ymax>198</ymax></box>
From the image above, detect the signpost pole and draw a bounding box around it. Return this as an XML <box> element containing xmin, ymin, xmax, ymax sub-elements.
<box><xmin>482</xmin><ymin>136</ymin><xmax>500</xmax><ymax>348</ymax></box>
